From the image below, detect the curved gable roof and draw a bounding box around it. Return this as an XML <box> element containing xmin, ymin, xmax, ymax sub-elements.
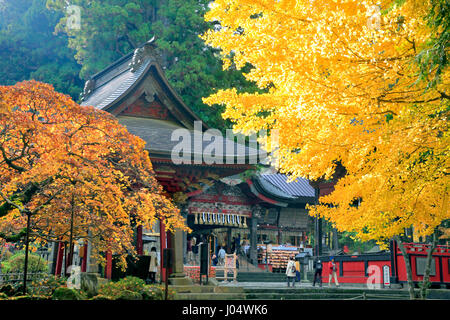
<box><xmin>80</xmin><ymin>39</ymin><xmax>205</xmax><ymax>130</ymax></box>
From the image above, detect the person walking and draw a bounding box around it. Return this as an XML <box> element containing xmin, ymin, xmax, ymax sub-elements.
<box><xmin>211</xmin><ymin>253</ymin><xmax>218</xmax><ymax>266</ymax></box>
<box><xmin>148</xmin><ymin>247</ymin><xmax>159</xmax><ymax>284</ymax></box>
<box><xmin>285</xmin><ymin>256</ymin><xmax>297</xmax><ymax>287</ymax></box>
<box><xmin>217</xmin><ymin>246</ymin><xmax>226</xmax><ymax>266</ymax></box>
<box><xmin>313</xmin><ymin>258</ymin><xmax>323</xmax><ymax>287</ymax></box>
<box><xmin>295</xmin><ymin>258</ymin><xmax>301</xmax><ymax>284</ymax></box>
<box><xmin>187</xmin><ymin>236</ymin><xmax>194</xmax><ymax>265</ymax></box>
<box><xmin>328</xmin><ymin>257</ymin><xmax>340</xmax><ymax>287</ymax></box>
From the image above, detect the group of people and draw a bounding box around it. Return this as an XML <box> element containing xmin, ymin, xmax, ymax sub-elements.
<box><xmin>285</xmin><ymin>256</ymin><xmax>301</xmax><ymax>287</ymax></box>
<box><xmin>285</xmin><ymin>256</ymin><xmax>340</xmax><ymax>288</ymax></box>
<box><xmin>211</xmin><ymin>245</ymin><xmax>226</xmax><ymax>266</ymax></box>
<box><xmin>212</xmin><ymin>245</ymin><xmax>240</xmax><ymax>269</ymax></box>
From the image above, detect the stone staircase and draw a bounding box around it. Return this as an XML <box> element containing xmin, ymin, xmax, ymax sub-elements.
<box><xmin>237</xmin><ymin>256</ymin><xmax>264</xmax><ymax>273</ymax></box>
<box><xmin>172</xmin><ymin>285</ymin><xmax>413</xmax><ymax>300</ymax></box>
<box><xmin>214</xmin><ymin>254</ymin><xmax>289</xmax><ymax>283</ymax></box>
<box><xmin>236</xmin><ymin>271</ymin><xmax>287</xmax><ymax>282</ymax></box>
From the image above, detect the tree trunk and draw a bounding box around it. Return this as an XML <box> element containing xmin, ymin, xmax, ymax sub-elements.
<box><xmin>332</xmin><ymin>228</ymin><xmax>339</xmax><ymax>251</ymax></box>
<box><xmin>394</xmin><ymin>236</ymin><xmax>416</xmax><ymax>299</ymax></box>
<box><xmin>420</xmin><ymin>233</ymin><xmax>437</xmax><ymax>300</ymax></box>
<box><xmin>23</xmin><ymin>212</ymin><xmax>31</xmax><ymax>295</ymax></box>
<box><xmin>66</xmin><ymin>193</ymin><xmax>75</xmax><ymax>276</ymax></box>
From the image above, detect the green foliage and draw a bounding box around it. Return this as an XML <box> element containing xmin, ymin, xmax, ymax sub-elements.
<box><xmin>0</xmin><ymin>284</ymin><xmax>16</xmax><ymax>297</ymax></box>
<box><xmin>90</xmin><ymin>294</ymin><xmax>113</xmax><ymax>300</ymax></box>
<box><xmin>97</xmin><ymin>276</ymin><xmax>174</xmax><ymax>300</ymax></box>
<box><xmin>1</xmin><ymin>0</ymin><xmax>258</xmax><ymax>127</ymax></box>
<box><xmin>98</xmin><ymin>276</ymin><xmax>145</xmax><ymax>298</ymax></box>
<box><xmin>150</xmin><ymin>0</ymin><xmax>259</xmax><ymax>129</ymax></box>
<box><xmin>0</xmin><ymin>251</ymin><xmax>48</xmax><ymax>273</ymax></box>
<box><xmin>116</xmin><ymin>289</ymin><xmax>143</xmax><ymax>300</ymax></box>
<box><xmin>9</xmin><ymin>294</ymin><xmax>51</xmax><ymax>300</ymax></box>
<box><xmin>338</xmin><ymin>232</ymin><xmax>377</xmax><ymax>254</ymax></box>
<box><xmin>141</xmin><ymin>285</ymin><xmax>174</xmax><ymax>300</ymax></box>
<box><xmin>415</xmin><ymin>0</ymin><xmax>449</xmax><ymax>89</ymax></box>
<box><xmin>29</xmin><ymin>276</ymin><xmax>67</xmax><ymax>297</ymax></box>
<box><xmin>52</xmin><ymin>286</ymin><xmax>86</xmax><ymax>300</ymax></box>
<box><xmin>0</xmin><ymin>0</ymin><xmax>83</xmax><ymax>99</ymax></box>
<box><xmin>47</xmin><ymin>0</ymin><xmax>258</xmax><ymax>128</ymax></box>
<box><xmin>0</xmin><ymin>292</ymin><xmax>8</xmax><ymax>300</ymax></box>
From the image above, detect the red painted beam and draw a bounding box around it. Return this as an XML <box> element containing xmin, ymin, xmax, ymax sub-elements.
<box><xmin>105</xmin><ymin>250</ymin><xmax>112</xmax><ymax>280</ymax></box>
<box><xmin>136</xmin><ymin>225</ymin><xmax>143</xmax><ymax>255</ymax></box>
<box><xmin>55</xmin><ymin>242</ymin><xmax>65</xmax><ymax>277</ymax></box>
<box><xmin>160</xmin><ymin>220</ymin><xmax>166</xmax><ymax>282</ymax></box>
<box><xmin>81</xmin><ymin>243</ymin><xmax>88</xmax><ymax>273</ymax></box>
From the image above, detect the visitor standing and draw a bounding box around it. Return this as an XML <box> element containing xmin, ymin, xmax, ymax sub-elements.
<box><xmin>295</xmin><ymin>258</ymin><xmax>301</xmax><ymax>283</ymax></box>
<box><xmin>187</xmin><ymin>237</ymin><xmax>194</xmax><ymax>265</ymax></box>
<box><xmin>211</xmin><ymin>253</ymin><xmax>218</xmax><ymax>266</ymax></box>
<box><xmin>286</xmin><ymin>256</ymin><xmax>296</xmax><ymax>287</ymax></box>
<box><xmin>328</xmin><ymin>257</ymin><xmax>340</xmax><ymax>287</ymax></box>
<box><xmin>218</xmin><ymin>246</ymin><xmax>226</xmax><ymax>266</ymax></box>
<box><xmin>148</xmin><ymin>247</ymin><xmax>159</xmax><ymax>284</ymax></box>
<box><xmin>313</xmin><ymin>258</ymin><xmax>323</xmax><ymax>287</ymax></box>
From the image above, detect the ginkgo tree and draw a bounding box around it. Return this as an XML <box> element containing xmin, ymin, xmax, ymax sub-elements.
<box><xmin>0</xmin><ymin>80</ymin><xmax>188</xmax><ymax>273</ymax></box>
<box><xmin>202</xmin><ymin>0</ymin><xmax>448</xmax><ymax>251</ymax></box>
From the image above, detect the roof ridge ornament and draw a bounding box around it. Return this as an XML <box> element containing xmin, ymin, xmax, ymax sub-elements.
<box><xmin>129</xmin><ymin>36</ymin><xmax>157</xmax><ymax>73</ymax></box>
<box><xmin>80</xmin><ymin>79</ymin><xmax>96</xmax><ymax>102</ymax></box>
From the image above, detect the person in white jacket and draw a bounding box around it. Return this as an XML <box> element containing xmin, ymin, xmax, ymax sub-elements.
<box><xmin>148</xmin><ymin>247</ymin><xmax>159</xmax><ymax>284</ymax></box>
<box><xmin>285</xmin><ymin>256</ymin><xmax>297</xmax><ymax>287</ymax></box>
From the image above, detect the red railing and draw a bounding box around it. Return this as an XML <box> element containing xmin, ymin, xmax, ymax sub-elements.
<box><xmin>397</xmin><ymin>243</ymin><xmax>450</xmax><ymax>256</ymax></box>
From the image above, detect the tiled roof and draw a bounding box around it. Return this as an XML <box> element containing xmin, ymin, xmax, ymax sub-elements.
<box><xmin>81</xmin><ymin>56</ymin><xmax>150</xmax><ymax>110</ymax></box>
<box><xmin>118</xmin><ymin>116</ymin><xmax>262</xmax><ymax>159</ymax></box>
<box><xmin>260</xmin><ymin>174</ymin><xmax>315</xmax><ymax>198</ymax></box>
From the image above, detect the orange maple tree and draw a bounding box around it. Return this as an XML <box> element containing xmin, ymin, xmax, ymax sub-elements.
<box><xmin>0</xmin><ymin>80</ymin><xmax>187</xmax><ymax>268</ymax></box>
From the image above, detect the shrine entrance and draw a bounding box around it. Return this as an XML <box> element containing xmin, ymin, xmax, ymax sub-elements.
<box><xmin>184</xmin><ymin>181</ymin><xmax>253</xmax><ymax>267</ymax></box>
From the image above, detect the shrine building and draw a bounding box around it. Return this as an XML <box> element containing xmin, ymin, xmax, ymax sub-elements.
<box><xmin>79</xmin><ymin>40</ymin><xmax>319</xmax><ymax>283</ymax></box>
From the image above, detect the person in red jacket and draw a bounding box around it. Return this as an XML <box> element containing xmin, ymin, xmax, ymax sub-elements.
<box><xmin>328</xmin><ymin>257</ymin><xmax>340</xmax><ymax>287</ymax></box>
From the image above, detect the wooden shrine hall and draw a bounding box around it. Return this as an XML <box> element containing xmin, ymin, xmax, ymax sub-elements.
<box><xmin>79</xmin><ymin>39</ymin><xmax>319</xmax><ymax>283</ymax></box>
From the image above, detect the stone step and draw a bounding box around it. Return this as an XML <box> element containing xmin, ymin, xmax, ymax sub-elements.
<box><xmin>241</xmin><ymin>287</ymin><xmax>408</xmax><ymax>295</ymax></box>
<box><xmin>171</xmin><ymin>285</ymin><xmax>215</xmax><ymax>294</ymax></box>
<box><xmin>173</xmin><ymin>286</ymin><xmax>448</xmax><ymax>300</ymax></box>
<box><xmin>174</xmin><ymin>291</ymin><xmax>410</xmax><ymax>300</ymax></box>
<box><xmin>236</xmin><ymin>273</ymin><xmax>288</xmax><ymax>282</ymax></box>
<box><xmin>171</xmin><ymin>285</ymin><xmax>244</xmax><ymax>294</ymax></box>
<box><xmin>236</xmin><ymin>274</ymin><xmax>286</xmax><ymax>278</ymax></box>
<box><xmin>175</xmin><ymin>293</ymin><xmax>246</xmax><ymax>300</ymax></box>
<box><xmin>243</xmin><ymin>292</ymin><xmax>410</xmax><ymax>300</ymax></box>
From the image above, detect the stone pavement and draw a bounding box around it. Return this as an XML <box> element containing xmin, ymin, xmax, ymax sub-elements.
<box><xmin>217</xmin><ymin>281</ymin><xmax>387</xmax><ymax>290</ymax></box>
<box><xmin>173</xmin><ymin>280</ymin><xmax>450</xmax><ymax>300</ymax></box>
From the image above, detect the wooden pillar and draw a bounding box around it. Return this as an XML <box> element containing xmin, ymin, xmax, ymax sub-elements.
<box><xmin>136</xmin><ymin>225</ymin><xmax>143</xmax><ymax>255</ymax></box>
<box><xmin>50</xmin><ymin>241</ymin><xmax>58</xmax><ymax>275</ymax></box>
<box><xmin>65</xmin><ymin>242</ymin><xmax>74</xmax><ymax>277</ymax></box>
<box><xmin>105</xmin><ymin>250</ymin><xmax>112</xmax><ymax>280</ymax></box>
<box><xmin>315</xmin><ymin>217</ymin><xmax>322</xmax><ymax>256</ymax></box>
<box><xmin>55</xmin><ymin>242</ymin><xmax>65</xmax><ymax>276</ymax></box>
<box><xmin>227</xmin><ymin>228</ymin><xmax>232</xmax><ymax>253</ymax></box>
<box><xmin>81</xmin><ymin>243</ymin><xmax>88</xmax><ymax>273</ymax></box>
<box><xmin>250</xmin><ymin>217</ymin><xmax>258</xmax><ymax>265</ymax></box>
<box><xmin>160</xmin><ymin>219</ymin><xmax>166</xmax><ymax>282</ymax></box>
<box><xmin>314</xmin><ymin>187</ymin><xmax>322</xmax><ymax>256</ymax></box>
